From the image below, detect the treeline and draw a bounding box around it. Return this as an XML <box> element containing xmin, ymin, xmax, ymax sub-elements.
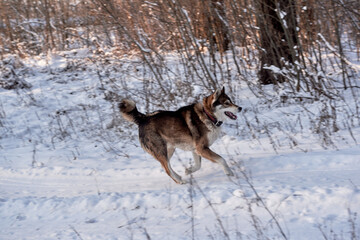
<box><xmin>0</xmin><ymin>0</ymin><xmax>359</xmax><ymax>89</ymax></box>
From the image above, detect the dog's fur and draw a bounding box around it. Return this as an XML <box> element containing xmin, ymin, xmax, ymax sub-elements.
<box><xmin>119</xmin><ymin>87</ymin><xmax>242</xmax><ymax>184</ymax></box>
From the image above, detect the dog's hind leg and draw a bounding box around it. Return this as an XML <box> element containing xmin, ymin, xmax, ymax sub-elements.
<box><xmin>164</xmin><ymin>146</ymin><xmax>187</xmax><ymax>184</ymax></box>
<box><xmin>142</xmin><ymin>137</ymin><xmax>185</xmax><ymax>184</ymax></box>
<box><xmin>164</xmin><ymin>160</ymin><xmax>186</xmax><ymax>184</ymax></box>
<box><xmin>158</xmin><ymin>152</ymin><xmax>186</xmax><ymax>184</ymax></box>
<box><xmin>185</xmin><ymin>152</ymin><xmax>202</xmax><ymax>175</ymax></box>
<box><xmin>167</xmin><ymin>146</ymin><xmax>175</xmax><ymax>160</ymax></box>
<box><xmin>151</xmin><ymin>153</ymin><xmax>186</xmax><ymax>184</ymax></box>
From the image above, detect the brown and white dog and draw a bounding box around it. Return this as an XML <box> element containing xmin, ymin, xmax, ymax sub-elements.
<box><xmin>119</xmin><ymin>87</ymin><xmax>242</xmax><ymax>184</ymax></box>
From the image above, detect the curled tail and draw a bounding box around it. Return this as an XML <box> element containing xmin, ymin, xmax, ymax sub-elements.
<box><xmin>119</xmin><ymin>99</ymin><xmax>145</xmax><ymax>125</ymax></box>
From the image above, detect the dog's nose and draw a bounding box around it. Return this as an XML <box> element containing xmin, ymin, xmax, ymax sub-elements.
<box><xmin>238</xmin><ymin>107</ymin><xmax>242</xmax><ymax>112</ymax></box>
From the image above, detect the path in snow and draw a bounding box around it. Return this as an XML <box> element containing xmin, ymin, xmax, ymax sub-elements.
<box><xmin>1</xmin><ymin>143</ymin><xmax>360</xmax><ymax>239</ymax></box>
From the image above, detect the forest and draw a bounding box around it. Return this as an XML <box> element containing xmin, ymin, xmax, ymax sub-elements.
<box><xmin>1</xmin><ymin>0</ymin><xmax>359</xmax><ymax>87</ymax></box>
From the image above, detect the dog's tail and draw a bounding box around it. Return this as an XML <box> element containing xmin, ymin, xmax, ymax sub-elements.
<box><xmin>119</xmin><ymin>99</ymin><xmax>145</xmax><ymax>125</ymax></box>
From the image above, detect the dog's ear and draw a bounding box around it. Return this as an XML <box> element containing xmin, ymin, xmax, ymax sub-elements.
<box><xmin>205</xmin><ymin>87</ymin><xmax>224</xmax><ymax>108</ymax></box>
<box><xmin>213</xmin><ymin>87</ymin><xmax>225</xmax><ymax>102</ymax></box>
<box><xmin>214</xmin><ymin>88</ymin><xmax>222</xmax><ymax>100</ymax></box>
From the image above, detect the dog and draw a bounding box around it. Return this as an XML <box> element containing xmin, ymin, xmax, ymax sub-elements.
<box><xmin>119</xmin><ymin>87</ymin><xmax>242</xmax><ymax>184</ymax></box>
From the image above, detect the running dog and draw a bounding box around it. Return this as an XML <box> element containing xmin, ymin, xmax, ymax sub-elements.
<box><xmin>119</xmin><ymin>87</ymin><xmax>242</xmax><ymax>184</ymax></box>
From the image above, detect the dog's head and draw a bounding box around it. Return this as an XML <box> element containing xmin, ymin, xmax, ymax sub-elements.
<box><xmin>204</xmin><ymin>87</ymin><xmax>242</xmax><ymax>122</ymax></box>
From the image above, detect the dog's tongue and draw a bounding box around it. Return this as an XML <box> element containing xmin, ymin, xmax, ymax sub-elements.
<box><xmin>225</xmin><ymin>111</ymin><xmax>237</xmax><ymax>120</ymax></box>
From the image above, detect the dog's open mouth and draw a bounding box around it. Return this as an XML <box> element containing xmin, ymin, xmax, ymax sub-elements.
<box><xmin>225</xmin><ymin>111</ymin><xmax>237</xmax><ymax>120</ymax></box>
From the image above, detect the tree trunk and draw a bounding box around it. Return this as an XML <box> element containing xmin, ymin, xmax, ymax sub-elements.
<box><xmin>256</xmin><ymin>0</ymin><xmax>298</xmax><ymax>85</ymax></box>
<box><xmin>198</xmin><ymin>0</ymin><xmax>230</xmax><ymax>53</ymax></box>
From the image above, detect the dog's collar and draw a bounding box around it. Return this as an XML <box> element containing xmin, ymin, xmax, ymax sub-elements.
<box><xmin>203</xmin><ymin>108</ymin><xmax>223</xmax><ymax>127</ymax></box>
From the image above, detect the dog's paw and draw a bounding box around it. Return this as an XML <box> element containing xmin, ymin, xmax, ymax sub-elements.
<box><xmin>226</xmin><ymin>169</ymin><xmax>234</xmax><ymax>177</ymax></box>
<box><xmin>178</xmin><ymin>179</ymin><xmax>187</xmax><ymax>184</ymax></box>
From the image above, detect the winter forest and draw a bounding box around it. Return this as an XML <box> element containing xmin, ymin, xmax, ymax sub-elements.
<box><xmin>1</xmin><ymin>0</ymin><xmax>360</xmax><ymax>239</ymax></box>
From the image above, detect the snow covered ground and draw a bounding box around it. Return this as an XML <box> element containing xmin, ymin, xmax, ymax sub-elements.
<box><xmin>1</xmin><ymin>50</ymin><xmax>360</xmax><ymax>240</ymax></box>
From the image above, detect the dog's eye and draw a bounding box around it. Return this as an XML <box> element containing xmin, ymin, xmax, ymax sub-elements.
<box><xmin>224</xmin><ymin>100</ymin><xmax>230</xmax><ymax>105</ymax></box>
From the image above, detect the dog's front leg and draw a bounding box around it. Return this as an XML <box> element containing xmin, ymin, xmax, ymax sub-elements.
<box><xmin>196</xmin><ymin>146</ymin><xmax>234</xmax><ymax>176</ymax></box>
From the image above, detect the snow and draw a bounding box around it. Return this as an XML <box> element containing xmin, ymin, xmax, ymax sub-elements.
<box><xmin>0</xmin><ymin>49</ymin><xmax>360</xmax><ymax>240</ymax></box>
